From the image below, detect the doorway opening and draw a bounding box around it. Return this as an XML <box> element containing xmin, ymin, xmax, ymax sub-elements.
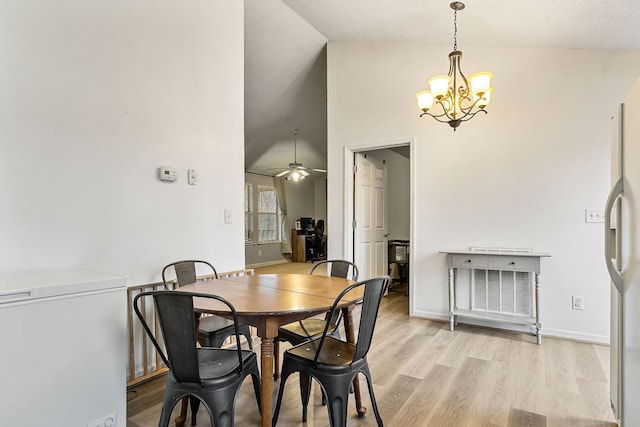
<box><xmin>343</xmin><ymin>139</ymin><xmax>413</xmax><ymax>308</ymax></box>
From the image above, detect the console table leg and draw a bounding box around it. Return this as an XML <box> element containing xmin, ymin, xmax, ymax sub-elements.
<box><xmin>448</xmin><ymin>268</ymin><xmax>455</xmax><ymax>331</ymax></box>
<box><xmin>535</xmin><ymin>273</ymin><xmax>542</xmax><ymax>344</ymax></box>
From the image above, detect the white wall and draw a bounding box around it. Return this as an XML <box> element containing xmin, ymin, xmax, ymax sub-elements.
<box><xmin>327</xmin><ymin>42</ymin><xmax>640</xmax><ymax>342</ymax></box>
<box><xmin>286</xmin><ymin>176</ymin><xmax>319</xmax><ymax>231</ymax></box>
<box><xmin>314</xmin><ymin>178</ymin><xmax>328</xmax><ymax>231</ymax></box>
<box><xmin>0</xmin><ymin>1</ymin><xmax>245</xmax><ymax>285</ymax></box>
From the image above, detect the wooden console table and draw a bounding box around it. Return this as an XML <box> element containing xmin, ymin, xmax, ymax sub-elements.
<box><xmin>441</xmin><ymin>249</ymin><xmax>550</xmax><ymax>344</ymax></box>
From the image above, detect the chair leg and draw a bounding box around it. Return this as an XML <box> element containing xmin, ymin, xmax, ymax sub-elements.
<box><xmin>361</xmin><ymin>367</ymin><xmax>384</xmax><ymax>426</ymax></box>
<box><xmin>272</xmin><ymin>362</ymin><xmax>296</xmax><ymax>426</ymax></box>
<box><xmin>159</xmin><ymin>388</ymin><xmax>185</xmax><ymax>427</ymax></box>
<box><xmin>299</xmin><ymin>372</ymin><xmax>312</xmax><ymax>422</ymax></box>
<box><xmin>198</xmin><ymin>388</ymin><xmax>237</xmax><ymax>427</ymax></box>
<box><xmin>241</xmin><ymin>325</ymin><xmax>253</xmax><ymax>350</ymax></box>
<box><xmin>319</xmin><ymin>374</ymin><xmax>354</xmax><ymax>427</ymax></box>
<box><xmin>250</xmin><ymin>366</ymin><xmax>262</xmax><ymax>415</ymax></box>
<box><xmin>189</xmin><ymin>397</ymin><xmax>201</xmax><ymax>426</ymax></box>
<box><xmin>175</xmin><ymin>397</ymin><xmax>188</xmax><ymax>427</ymax></box>
<box><xmin>273</xmin><ymin>340</ymin><xmax>280</xmax><ymax>381</ymax></box>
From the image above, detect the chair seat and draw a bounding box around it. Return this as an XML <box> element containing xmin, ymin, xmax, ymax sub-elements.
<box><xmin>198</xmin><ymin>315</ymin><xmax>235</xmax><ymax>333</ymax></box>
<box><xmin>288</xmin><ymin>336</ymin><xmax>356</xmax><ymax>365</ymax></box>
<box><xmin>279</xmin><ymin>318</ymin><xmax>338</xmax><ymax>340</ymax></box>
<box><xmin>197</xmin><ymin>348</ymin><xmax>256</xmax><ymax>379</ymax></box>
<box><xmin>197</xmin><ymin>315</ymin><xmax>253</xmax><ymax>349</ymax></box>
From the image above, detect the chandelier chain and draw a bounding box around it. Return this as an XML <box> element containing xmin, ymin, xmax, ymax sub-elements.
<box><xmin>453</xmin><ymin>9</ymin><xmax>458</xmax><ymax>51</ymax></box>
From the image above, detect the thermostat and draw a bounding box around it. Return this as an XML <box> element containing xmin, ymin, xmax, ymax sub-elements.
<box><xmin>159</xmin><ymin>166</ymin><xmax>177</xmax><ymax>182</ymax></box>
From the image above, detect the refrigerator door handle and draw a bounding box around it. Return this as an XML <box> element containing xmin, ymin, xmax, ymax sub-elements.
<box><xmin>605</xmin><ymin>176</ymin><xmax>624</xmax><ymax>294</ymax></box>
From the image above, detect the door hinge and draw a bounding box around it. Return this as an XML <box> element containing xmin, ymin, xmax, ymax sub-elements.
<box><xmin>353</xmin><ymin>165</ymin><xmax>358</xmax><ymax>173</ymax></box>
<box><xmin>352</xmin><ymin>220</ymin><xmax>357</xmax><ymax>228</ymax></box>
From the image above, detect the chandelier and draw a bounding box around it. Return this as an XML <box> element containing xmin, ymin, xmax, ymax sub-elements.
<box><xmin>415</xmin><ymin>2</ymin><xmax>493</xmax><ymax>131</ymax></box>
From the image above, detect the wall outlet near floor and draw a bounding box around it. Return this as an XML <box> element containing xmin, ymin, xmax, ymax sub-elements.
<box><xmin>88</xmin><ymin>411</ymin><xmax>116</xmax><ymax>427</ymax></box>
<box><xmin>572</xmin><ymin>295</ymin><xmax>584</xmax><ymax>310</ymax></box>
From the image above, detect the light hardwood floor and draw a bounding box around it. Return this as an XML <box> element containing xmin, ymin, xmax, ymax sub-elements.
<box><xmin>127</xmin><ymin>262</ymin><xmax>617</xmax><ymax>427</ymax></box>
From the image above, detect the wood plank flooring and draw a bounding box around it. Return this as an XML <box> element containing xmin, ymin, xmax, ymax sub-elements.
<box><xmin>127</xmin><ymin>262</ymin><xmax>617</xmax><ymax>427</ymax></box>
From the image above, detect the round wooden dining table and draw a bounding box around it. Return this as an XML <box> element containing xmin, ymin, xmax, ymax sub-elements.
<box><xmin>178</xmin><ymin>273</ymin><xmax>365</xmax><ymax>427</ymax></box>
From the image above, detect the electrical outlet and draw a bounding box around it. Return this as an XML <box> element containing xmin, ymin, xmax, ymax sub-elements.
<box><xmin>88</xmin><ymin>411</ymin><xmax>116</xmax><ymax>427</ymax></box>
<box><xmin>572</xmin><ymin>295</ymin><xmax>584</xmax><ymax>310</ymax></box>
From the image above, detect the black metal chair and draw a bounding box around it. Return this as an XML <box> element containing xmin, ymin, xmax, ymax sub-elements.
<box><xmin>272</xmin><ymin>276</ymin><xmax>389</xmax><ymax>427</ymax></box>
<box><xmin>309</xmin><ymin>219</ymin><xmax>325</xmax><ymax>261</ymax></box>
<box><xmin>273</xmin><ymin>260</ymin><xmax>359</xmax><ymax>381</ymax></box>
<box><xmin>162</xmin><ymin>260</ymin><xmax>253</xmax><ymax>349</ymax></box>
<box><xmin>133</xmin><ymin>290</ymin><xmax>261</xmax><ymax>427</ymax></box>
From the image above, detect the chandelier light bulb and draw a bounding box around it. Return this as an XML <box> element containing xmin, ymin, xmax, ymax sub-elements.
<box><xmin>289</xmin><ymin>170</ymin><xmax>301</xmax><ymax>181</ymax></box>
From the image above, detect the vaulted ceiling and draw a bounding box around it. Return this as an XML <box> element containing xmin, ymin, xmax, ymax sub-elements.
<box><xmin>245</xmin><ymin>0</ymin><xmax>640</xmax><ymax>176</ymax></box>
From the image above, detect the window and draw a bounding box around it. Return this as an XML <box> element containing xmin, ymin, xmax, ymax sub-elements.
<box><xmin>257</xmin><ymin>185</ymin><xmax>279</xmax><ymax>242</ymax></box>
<box><xmin>244</xmin><ymin>181</ymin><xmax>283</xmax><ymax>244</ymax></box>
<box><xmin>244</xmin><ymin>183</ymin><xmax>253</xmax><ymax>242</ymax></box>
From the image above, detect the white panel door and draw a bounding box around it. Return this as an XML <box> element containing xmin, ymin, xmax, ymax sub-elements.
<box><xmin>354</xmin><ymin>153</ymin><xmax>388</xmax><ymax>280</ymax></box>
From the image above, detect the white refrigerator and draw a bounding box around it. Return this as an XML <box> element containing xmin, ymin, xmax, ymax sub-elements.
<box><xmin>606</xmin><ymin>77</ymin><xmax>640</xmax><ymax>427</ymax></box>
<box><xmin>0</xmin><ymin>269</ymin><xmax>127</xmax><ymax>427</ymax></box>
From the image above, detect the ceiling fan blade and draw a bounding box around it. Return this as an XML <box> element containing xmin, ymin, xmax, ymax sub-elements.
<box><xmin>299</xmin><ymin>169</ymin><xmax>310</xmax><ymax>177</ymax></box>
<box><xmin>275</xmin><ymin>170</ymin><xmax>290</xmax><ymax>177</ymax></box>
<box><xmin>266</xmin><ymin>167</ymin><xmax>288</xmax><ymax>171</ymax></box>
<box><xmin>311</xmin><ymin>168</ymin><xmax>327</xmax><ymax>173</ymax></box>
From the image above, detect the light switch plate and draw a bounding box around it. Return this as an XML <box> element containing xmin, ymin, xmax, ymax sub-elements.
<box><xmin>224</xmin><ymin>209</ymin><xmax>232</xmax><ymax>224</ymax></box>
<box><xmin>188</xmin><ymin>169</ymin><xmax>197</xmax><ymax>185</ymax></box>
<box><xmin>585</xmin><ymin>209</ymin><xmax>604</xmax><ymax>223</ymax></box>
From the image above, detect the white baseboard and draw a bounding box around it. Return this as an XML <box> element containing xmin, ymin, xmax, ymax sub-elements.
<box><xmin>246</xmin><ymin>259</ymin><xmax>289</xmax><ymax>269</ymax></box>
<box><xmin>410</xmin><ymin>309</ymin><xmax>610</xmax><ymax>345</ymax></box>
<box><xmin>410</xmin><ymin>309</ymin><xmax>449</xmax><ymax>322</ymax></box>
<box><xmin>541</xmin><ymin>327</ymin><xmax>609</xmax><ymax>345</ymax></box>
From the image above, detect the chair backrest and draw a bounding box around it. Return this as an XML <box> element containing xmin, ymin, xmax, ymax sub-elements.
<box><xmin>162</xmin><ymin>260</ymin><xmax>218</xmax><ymax>288</ymax></box>
<box><xmin>133</xmin><ymin>290</ymin><xmax>245</xmax><ymax>385</ymax></box>
<box><xmin>310</xmin><ymin>259</ymin><xmax>359</xmax><ymax>281</ymax></box>
<box><xmin>312</xmin><ymin>276</ymin><xmax>389</xmax><ymax>365</ymax></box>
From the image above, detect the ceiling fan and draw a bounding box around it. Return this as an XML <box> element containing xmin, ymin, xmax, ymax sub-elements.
<box><xmin>268</xmin><ymin>129</ymin><xmax>326</xmax><ymax>181</ymax></box>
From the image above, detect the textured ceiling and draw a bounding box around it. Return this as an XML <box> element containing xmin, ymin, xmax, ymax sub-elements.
<box><xmin>245</xmin><ymin>0</ymin><xmax>640</xmax><ymax>176</ymax></box>
<box><xmin>282</xmin><ymin>0</ymin><xmax>640</xmax><ymax>50</ymax></box>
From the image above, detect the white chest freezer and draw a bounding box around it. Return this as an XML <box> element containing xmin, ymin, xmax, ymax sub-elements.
<box><xmin>0</xmin><ymin>269</ymin><xmax>127</xmax><ymax>427</ymax></box>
